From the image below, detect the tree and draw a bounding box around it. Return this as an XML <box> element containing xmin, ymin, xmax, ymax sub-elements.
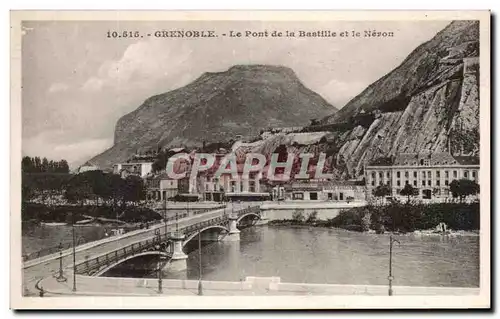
<box><xmin>450</xmin><ymin>179</ymin><xmax>480</xmax><ymax>202</ymax></box>
<box><xmin>65</xmin><ymin>180</ymin><xmax>93</xmax><ymax>205</ymax></box>
<box><xmin>400</xmin><ymin>184</ymin><xmax>419</xmax><ymax>203</ymax></box>
<box><xmin>122</xmin><ymin>175</ymin><xmax>146</xmax><ymax>203</ymax></box>
<box><xmin>373</xmin><ymin>184</ymin><xmax>392</xmax><ymax>198</ymax></box>
<box><xmin>41</xmin><ymin>157</ymin><xmax>49</xmax><ymax>173</ymax></box>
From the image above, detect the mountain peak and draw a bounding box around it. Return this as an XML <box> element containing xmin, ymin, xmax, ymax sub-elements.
<box><xmin>90</xmin><ymin>64</ymin><xmax>337</xmax><ymax>168</ymax></box>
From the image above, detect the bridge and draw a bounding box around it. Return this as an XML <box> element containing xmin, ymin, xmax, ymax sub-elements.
<box><xmin>73</xmin><ymin>205</ymin><xmax>261</xmax><ymax>276</ymax></box>
<box><xmin>22</xmin><ymin>203</ymin><xmax>262</xmax><ymax>295</ymax></box>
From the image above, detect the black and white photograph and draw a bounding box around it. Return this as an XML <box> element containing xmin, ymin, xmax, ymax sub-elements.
<box><xmin>10</xmin><ymin>10</ymin><xmax>491</xmax><ymax>309</ymax></box>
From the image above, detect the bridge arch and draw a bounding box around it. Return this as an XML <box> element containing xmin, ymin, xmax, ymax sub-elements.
<box><xmin>93</xmin><ymin>251</ymin><xmax>171</xmax><ymax>277</ymax></box>
<box><xmin>182</xmin><ymin>225</ymin><xmax>229</xmax><ymax>247</ymax></box>
<box><xmin>236</xmin><ymin>212</ymin><xmax>261</xmax><ymax>224</ymax></box>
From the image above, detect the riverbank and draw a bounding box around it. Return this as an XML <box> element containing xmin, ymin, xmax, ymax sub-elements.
<box><xmin>22</xmin><ymin>202</ymin><xmax>161</xmax><ymax>224</ymax></box>
<box><xmin>268</xmin><ymin>201</ymin><xmax>479</xmax><ymax>234</ymax></box>
<box><xmin>268</xmin><ymin>221</ymin><xmax>479</xmax><ymax>237</ymax></box>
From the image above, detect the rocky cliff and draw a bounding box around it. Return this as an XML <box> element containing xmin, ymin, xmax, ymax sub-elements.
<box><xmin>90</xmin><ymin>65</ymin><xmax>336</xmax><ymax>168</ymax></box>
<box><xmin>236</xmin><ymin>21</ymin><xmax>480</xmax><ymax>179</ymax></box>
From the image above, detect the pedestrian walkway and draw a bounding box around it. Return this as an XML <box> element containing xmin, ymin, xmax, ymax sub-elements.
<box><xmin>36</xmin><ymin>273</ymin><xmax>479</xmax><ymax>297</ymax></box>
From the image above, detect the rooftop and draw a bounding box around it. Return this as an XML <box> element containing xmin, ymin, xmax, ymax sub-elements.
<box><xmin>368</xmin><ymin>152</ymin><xmax>479</xmax><ymax>167</ymax></box>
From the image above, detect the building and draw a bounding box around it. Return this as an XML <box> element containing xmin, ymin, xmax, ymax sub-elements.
<box><xmin>282</xmin><ymin>179</ymin><xmax>366</xmax><ymax>201</ymax></box>
<box><xmin>145</xmin><ymin>172</ymin><xmax>179</xmax><ymax>201</ymax></box>
<box><xmin>365</xmin><ymin>152</ymin><xmax>479</xmax><ymax>200</ymax></box>
<box><xmin>112</xmin><ymin>162</ymin><xmax>153</xmax><ymax>178</ymax></box>
<box><xmin>78</xmin><ymin>162</ymin><xmax>100</xmax><ymax>173</ymax></box>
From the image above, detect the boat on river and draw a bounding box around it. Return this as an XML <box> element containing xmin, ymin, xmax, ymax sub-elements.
<box><xmin>40</xmin><ymin>222</ymin><xmax>67</xmax><ymax>226</ymax></box>
<box><xmin>75</xmin><ymin>218</ymin><xmax>95</xmax><ymax>225</ymax></box>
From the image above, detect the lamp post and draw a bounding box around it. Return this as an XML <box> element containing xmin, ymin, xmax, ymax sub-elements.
<box><xmin>388</xmin><ymin>235</ymin><xmax>400</xmax><ymax>296</ymax></box>
<box><xmin>157</xmin><ymin>231</ymin><xmax>163</xmax><ymax>294</ymax></box>
<box><xmin>55</xmin><ymin>242</ymin><xmax>67</xmax><ymax>282</ymax></box>
<box><xmin>163</xmin><ymin>196</ymin><xmax>168</xmax><ymax>238</ymax></box>
<box><xmin>198</xmin><ymin>224</ymin><xmax>203</xmax><ymax>296</ymax></box>
<box><xmin>72</xmin><ymin>212</ymin><xmax>76</xmax><ymax>292</ymax></box>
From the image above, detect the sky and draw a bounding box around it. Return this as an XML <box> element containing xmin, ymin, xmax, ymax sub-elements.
<box><xmin>21</xmin><ymin>20</ymin><xmax>451</xmax><ymax>168</ymax></box>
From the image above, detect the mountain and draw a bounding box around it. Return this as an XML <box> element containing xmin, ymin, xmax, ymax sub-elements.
<box><xmin>89</xmin><ymin>65</ymin><xmax>337</xmax><ymax>169</ymax></box>
<box><xmin>233</xmin><ymin>21</ymin><xmax>480</xmax><ymax>179</ymax></box>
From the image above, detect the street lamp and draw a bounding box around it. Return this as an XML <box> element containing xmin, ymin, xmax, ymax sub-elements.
<box><xmin>72</xmin><ymin>212</ymin><xmax>77</xmax><ymax>292</ymax></box>
<box><xmin>55</xmin><ymin>242</ymin><xmax>67</xmax><ymax>282</ymax></box>
<box><xmin>198</xmin><ymin>226</ymin><xmax>203</xmax><ymax>296</ymax></box>
<box><xmin>157</xmin><ymin>231</ymin><xmax>163</xmax><ymax>294</ymax></box>
<box><xmin>388</xmin><ymin>235</ymin><xmax>400</xmax><ymax>296</ymax></box>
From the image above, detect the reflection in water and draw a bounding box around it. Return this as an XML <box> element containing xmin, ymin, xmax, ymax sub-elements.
<box><xmin>23</xmin><ymin>222</ymin><xmax>479</xmax><ymax>287</ymax></box>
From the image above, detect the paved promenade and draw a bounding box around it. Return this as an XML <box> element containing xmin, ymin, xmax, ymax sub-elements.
<box><xmin>22</xmin><ymin>203</ymin><xmax>246</xmax><ymax>296</ymax></box>
<box><xmin>37</xmin><ymin>274</ymin><xmax>479</xmax><ymax>297</ymax></box>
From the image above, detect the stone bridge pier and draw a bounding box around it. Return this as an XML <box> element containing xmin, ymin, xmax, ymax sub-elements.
<box><xmin>167</xmin><ymin>232</ymin><xmax>188</xmax><ymax>272</ymax></box>
<box><xmin>222</xmin><ymin>213</ymin><xmax>240</xmax><ymax>242</ymax></box>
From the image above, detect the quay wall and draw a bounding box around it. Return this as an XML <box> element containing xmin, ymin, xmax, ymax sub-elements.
<box><xmin>260</xmin><ymin>201</ymin><xmax>367</xmax><ymax>221</ymax></box>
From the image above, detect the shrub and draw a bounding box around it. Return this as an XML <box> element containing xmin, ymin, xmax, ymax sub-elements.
<box><xmin>306</xmin><ymin>211</ymin><xmax>318</xmax><ymax>223</ymax></box>
<box><xmin>292</xmin><ymin>209</ymin><xmax>305</xmax><ymax>224</ymax></box>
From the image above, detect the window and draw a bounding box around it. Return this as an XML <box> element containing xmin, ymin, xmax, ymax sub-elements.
<box><xmin>397</xmin><ymin>180</ymin><xmax>401</xmax><ymax>186</ymax></box>
<box><xmin>424</xmin><ymin>159</ymin><xmax>430</xmax><ymax>166</ymax></box>
<box><xmin>413</xmin><ymin>171</ymin><xmax>417</xmax><ymax>178</ymax></box>
<box><xmin>386</xmin><ymin>172</ymin><xmax>390</xmax><ymax>178</ymax></box>
<box><xmin>422</xmin><ymin>171</ymin><xmax>426</xmax><ymax>178</ymax></box>
<box><xmin>445</xmin><ymin>180</ymin><xmax>449</xmax><ymax>186</ymax></box>
<box><xmin>436</xmin><ymin>171</ymin><xmax>440</xmax><ymax>178</ymax></box>
<box><xmin>396</xmin><ymin>171</ymin><xmax>400</xmax><ymax>178</ymax></box>
<box><xmin>453</xmin><ymin>171</ymin><xmax>457</xmax><ymax>178</ymax></box>
<box><xmin>427</xmin><ymin>180</ymin><xmax>432</xmax><ymax>186</ymax></box>
<box><xmin>379</xmin><ymin>172</ymin><xmax>383</xmax><ymax>178</ymax></box>
<box><xmin>472</xmin><ymin>171</ymin><xmax>477</xmax><ymax>178</ymax></box>
<box><xmin>249</xmin><ymin>181</ymin><xmax>255</xmax><ymax>192</ymax></box>
<box><xmin>372</xmin><ymin>172</ymin><xmax>375</xmax><ymax>179</ymax></box>
<box><xmin>405</xmin><ymin>171</ymin><xmax>409</xmax><ymax>178</ymax></box>
<box><xmin>405</xmin><ymin>180</ymin><xmax>409</xmax><ymax>185</ymax></box>
<box><xmin>464</xmin><ymin>170</ymin><xmax>469</xmax><ymax>178</ymax></box>
<box><xmin>428</xmin><ymin>171</ymin><xmax>432</xmax><ymax>178</ymax></box>
<box><xmin>371</xmin><ymin>181</ymin><xmax>375</xmax><ymax>186</ymax></box>
<box><xmin>436</xmin><ymin>180</ymin><xmax>440</xmax><ymax>186</ymax></box>
<box><xmin>413</xmin><ymin>180</ymin><xmax>417</xmax><ymax>186</ymax></box>
<box><xmin>293</xmin><ymin>192</ymin><xmax>304</xmax><ymax>200</ymax></box>
<box><xmin>445</xmin><ymin>171</ymin><xmax>449</xmax><ymax>178</ymax></box>
<box><xmin>422</xmin><ymin>180</ymin><xmax>425</xmax><ymax>186</ymax></box>
<box><xmin>310</xmin><ymin>192</ymin><xmax>318</xmax><ymax>200</ymax></box>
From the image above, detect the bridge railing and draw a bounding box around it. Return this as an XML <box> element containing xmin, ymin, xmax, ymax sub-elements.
<box><xmin>181</xmin><ymin>216</ymin><xmax>228</xmax><ymax>237</ymax></box>
<box><xmin>235</xmin><ymin>206</ymin><xmax>260</xmax><ymax>217</ymax></box>
<box><xmin>74</xmin><ymin>233</ymin><xmax>172</xmax><ymax>276</ymax></box>
<box><xmin>23</xmin><ymin>237</ymin><xmax>88</xmax><ymax>262</ymax></box>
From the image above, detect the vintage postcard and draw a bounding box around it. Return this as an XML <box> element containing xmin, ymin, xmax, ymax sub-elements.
<box><xmin>10</xmin><ymin>10</ymin><xmax>491</xmax><ymax>309</ymax></box>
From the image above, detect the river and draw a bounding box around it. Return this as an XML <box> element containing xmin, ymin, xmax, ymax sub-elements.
<box><xmin>22</xmin><ymin>223</ymin><xmax>479</xmax><ymax>288</ymax></box>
